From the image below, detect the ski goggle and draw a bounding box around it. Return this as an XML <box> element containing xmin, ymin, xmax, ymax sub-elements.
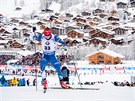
<box><xmin>43</xmin><ymin>30</ymin><xmax>51</xmax><ymax>36</ymax></box>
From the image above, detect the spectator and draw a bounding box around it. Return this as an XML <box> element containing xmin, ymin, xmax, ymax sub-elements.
<box><xmin>26</xmin><ymin>79</ymin><xmax>30</xmax><ymax>86</ymax></box>
<box><xmin>11</xmin><ymin>77</ymin><xmax>18</xmax><ymax>86</ymax></box>
<box><xmin>33</xmin><ymin>78</ymin><xmax>36</xmax><ymax>86</ymax></box>
<box><xmin>22</xmin><ymin>78</ymin><xmax>26</xmax><ymax>86</ymax></box>
<box><xmin>0</xmin><ymin>75</ymin><xmax>7</xmax><ymax>86</ymax></box>
<box><xmin>17</xmin><ymin>78</ymin><xmax>22</xmax><ymax>86</ymax></box>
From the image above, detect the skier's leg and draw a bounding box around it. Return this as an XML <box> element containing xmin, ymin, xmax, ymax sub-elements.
<box><xmin>50</xmin><ymin>55</ymin><xmax>70</xmax><ymax>88</ymax></box>
<box><xmin>40</xmin><ymin>58</ymin><xmax>48</xmax><ymax>89</ymax></box>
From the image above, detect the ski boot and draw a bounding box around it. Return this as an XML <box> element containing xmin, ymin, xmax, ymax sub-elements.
<box><xmin>43</xmin><ymin>79</ymin><xmax>47</xmax><ymax>93</ymax></box>
<box><xmin>60</xmin><ymin>80</ymin><xmax>70</xmax><ymax>89</ymax></box>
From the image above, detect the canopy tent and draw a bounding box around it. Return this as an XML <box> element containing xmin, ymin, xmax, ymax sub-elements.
<box><xmin>17</xmin><ymin>50</ymin><xmax>35</xmax><ymax>56</ymax></box>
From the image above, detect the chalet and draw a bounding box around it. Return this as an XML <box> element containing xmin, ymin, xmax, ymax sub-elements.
<box><xmin>117</xmin><ymin>2</ymin><xmax>127</xmax><ymax>9</ymax></box>
<box><xmin>112</xmin><ymin>27</ymin><xmax>128</xmax><ymax>35</ymax></box>
<box><xmin>64</xmin><ymin>38</ymin><xmax>82</xmax><ymax>46</ymax></box>
<box><xmin>55</xmin><ymin>13</ymin><xmax>60</xmax><ymax>16</ymax></box>
<box><xmin>42</xmin><ymin>19</ymin><xmax>50</xmax><ymax>23</ymax></box>
<box><xmin>37</xmin><ymin>21</ymin><xmax>44</xmax><ymax>25</ymax></box>
<box><xmin>81</xmin><ymin>11</ymin><xmax>91</xmax><ymax>16</ymax></box>
<box><xmin>83</xmin><ymin>25</ymin><xmax>92</xmax><ymax>30</ymax></box>
<box><xmin>90</xmin><ymin>30</ymin><xmax>114</xmax><ymax>39</ymax></box>
<box><xmin>103</xmin><ymin>25</ymin><xmax>114</xmax><ymax>30</ymax></box>
<box><xmin>51</xmin><ymin>26</ymin><xmax>65</xmax><ymax>35</ymax></box>
<box><xmin>99</xmin><ymin>13</ymin><xmax>107</xmax><ymax>18</ymax></box>
<box><xmin>76</xmin><ymin>22</ymin><xmax>86</xmax><ymax>29</ymax></box>
<box><xmin>58</xmin><ymin>15</ymin><xmax>66</xmax><ymax>21</ymax></box>
<box><xmin>89</xmin><ymin>29</ymin><xmax>100</xmax><ymax>36</ymax></box>
<box><xmin>19</xmin><ymin>21</ymin><xmax>28</xmax><ymax>26</ymax></box>
<box><xmin>9</xmin><ymin>40</ymin><xmax>24</xmax><ymax>48</ymax></box>
<box><xmin>10</xmin><ymin>18</ymin><xmax>19</xmax><ymax>23</ymax></box>
<box><xmin>44</xmin><ymin>9</ymin><xmax>53</xmax><ymax>13</ymax></box>
<box><xmin>131</xmin><ymin>1</ymin><xmax>135</xmax><ymax>7</ymax></box>
<box><xmin>111</xmin><ymin>22</ymin><xmax>119</xmax><ymax>26</ymax></box>
<box><xmin>86</xmin><ymin>49</ymin><xmax>125</xmax><ymax>64</ymax></box>
<box><xmin>12</xmin><ymin>27</ymin><xmax>19</xmax><ymax>31</ymax></box>
<box><xmin>54</xmin><ymin>20</ymin><xmax>62</xmax><ymax>25</ymax></box>
<box><xmin>50</xmin><ymin>15</ymin><xmax>58</xmax><ymax>21</ymax></box>
<box><xmin>86</xmin><ymin>17</ymin><xmax>93</xmax><ymax>22</ymax></box>
<box><xmin>89</xmin><ymin>21</ymin><xmax>99</xmax><ymax>26</ymax></box>
<box><xmin>76</xmin><ymin>18</ymin><xmax>86</xmax><ymax>23</ymax></box>
<box><xmin>108</xmin><ymin>17</ymin><xmax>119</xmax><ymax>21</ymax></box>
<box><xmin>65</xmin><ymin>26</ymin><xmax>79</xmax><ymax>33</ymax></box>
<box><xmin>15</xmin><ymin>7</ymin><xmax>22</xmax><ymax>11</ymax></box>
<box><xmin>89</xmin><ymin>38</ymin><xmax>109</xmax><ymax>47</ymax></box>
<box><xmin>66</xmin><ymin>13</ymin><xmax>73</xmax><ymax>18</ymax></box>
<box><xmin>67</xmin><ymin>29</ymin><xmax>84</xmax><ymax>38</ymax></box>
<box><xmin>110</xmin><ymin>38</ymin><xmax>124</xmax><ymax>45</ymax></box>
<box><xmin>93</xmin><ymin>17</ymin><xmax>102</xmax><ymax>22</ymax></box>
<box><xmin>0</xmin><ymin>28</ymin><xmax>6</xmax><ymax>33</ymax></box>
<box><xmin>93</xmin><ymin>9</ymin><xmax>104</xmax><ymax>16</ymax></box>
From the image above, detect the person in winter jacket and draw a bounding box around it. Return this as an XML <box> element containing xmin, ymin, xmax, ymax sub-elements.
<box><xmin>11</xmin><ymin>77</ymin><xmax>18</xmax><ymax>86</ymax></box>
<box><xmin>33</xmin><ymin>27</ymin><xmax>70</xmax><ymax>89</ymax></box>
<box><xmin>0</xmin><ymin>75</ymin><xmax>7</xmax><ymax>86</ymax></box>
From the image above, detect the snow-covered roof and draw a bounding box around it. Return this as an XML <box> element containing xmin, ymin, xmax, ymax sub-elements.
<box><xmin>0</xmin><ymin>40</ymin><xmax>9</xmax><ymax>43</ymax></box>
<box><xmin>86</xmin><ymin>49</ymin><xmax>125</xmax><ymax>59</ymax></box>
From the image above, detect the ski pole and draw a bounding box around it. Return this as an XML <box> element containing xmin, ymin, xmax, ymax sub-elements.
<box><xmin>33</xmin><ymin>26</ymin><xmax>38</xmax><ymax>91</ymax></box>
<box><xmin>68</xmin><ymin>46</ymin><xmax>82</xmax><ymax>88</ymax></box>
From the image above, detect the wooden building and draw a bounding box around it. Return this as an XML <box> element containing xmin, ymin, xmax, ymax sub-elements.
<box><xmin>112</xmin><ymin>27</ymin><xmax>128</xmax><ymax>35</ymax></box>
<box><xmin>86</xmin><ymin>49</ymin><xmax>125</xmax><ymax>64</ymax></box>
<box><xmin>117</xmin><ymin>2</ymin><xmax>127</xmax><ymax>9</ymax></box>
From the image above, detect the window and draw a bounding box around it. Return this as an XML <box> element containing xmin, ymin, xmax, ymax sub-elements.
<box><xmin>99</xmin><ymin>61</ymin><xmax>104</xmax><ymax>64</ymax></box>
<box><xmin>98</xmin><ymin>55</ymin><xmax>104</xmax><ymax>59</ymax></box>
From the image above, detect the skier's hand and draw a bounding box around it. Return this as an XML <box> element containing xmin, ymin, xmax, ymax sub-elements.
<box><xmin>33</xmin><ymin>36</ymin><xmax>37</xmax><ymax>40</ymax></box>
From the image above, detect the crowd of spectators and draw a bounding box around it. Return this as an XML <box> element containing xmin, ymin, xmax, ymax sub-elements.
<box><xmin>0</xmin><ymin>75</ymin><xmax>36</xmax><ymax>87</ymax></box>
<box><xmin>0</xmin><ymin>53</ymin><xmax>72</xmax><ymax>66</ymax></box>
<box><xmin>16</xmin><ymin>52</ymin><xmax>42</xmax><ymax>66</ymax></box>
<box><xmin>0</xmin><ymin>55</ymin><xmax>15</xmax><ymax>65</ymax></box>
<box><xmin>113</xmin><ymin>81</ymin><xmax>135</xmax><ymax>87</ymax></box>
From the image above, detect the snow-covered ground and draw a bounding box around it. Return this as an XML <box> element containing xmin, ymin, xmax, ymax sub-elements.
<box><xmin>0</xmin><ymin>74</ymin><xmax>135</xmax><ymax>101</ymax></box>
<box><xmin>0</xmin><ymin>83</ymin><xmax>135</xmax><ymax>101</ymax></box>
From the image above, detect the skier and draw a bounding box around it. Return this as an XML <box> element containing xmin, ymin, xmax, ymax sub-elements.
<box><xmin>33</xmin><ymin>27</ymin><xmax>70</xmax><ymax>90</ymax></box>
<box><xmin>61</xmin><ymin>64</ymin><xmax>70</xmax><ymax>84</ymax></box>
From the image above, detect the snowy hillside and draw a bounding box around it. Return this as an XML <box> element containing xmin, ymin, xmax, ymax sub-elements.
<box><xmin>0</xmin><ymin>0</ymin><xmax>104</xmax><ymax>18</ymax></box>
<box><xmin>0</xmin><ymin>0</ymin><xmax>40</xmax><ymax>18</ymax></box>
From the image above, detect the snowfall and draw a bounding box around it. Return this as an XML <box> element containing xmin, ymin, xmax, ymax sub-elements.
<box><xmin>0</xmin><ymin>73</ymin><xmax>135</xmax><ymax>101</ymax></box>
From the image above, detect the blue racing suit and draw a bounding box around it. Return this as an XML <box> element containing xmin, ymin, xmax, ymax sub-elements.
<box><xmin>34</xmin><ymin>33</ymin><xmax>67</xmax><ymax>81</ymax></box>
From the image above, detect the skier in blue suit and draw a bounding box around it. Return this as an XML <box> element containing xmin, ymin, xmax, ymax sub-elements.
<box><xmin>34</xmin><ymin>27</ymin><xmax>70</xmax><ymax>89</ymax></box>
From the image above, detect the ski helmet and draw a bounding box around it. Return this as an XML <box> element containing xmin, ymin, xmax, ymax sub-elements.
<box><xmin>43</xmin><ymin>28</ymin><xmax>51</xmax><ymax>36</ymax></box>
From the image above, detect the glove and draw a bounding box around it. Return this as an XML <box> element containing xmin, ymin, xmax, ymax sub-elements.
<box><xmin>66</xmin><ymin>40</ymin><xmax>70</xmax><ymax>44</ymax></box>
<box><xmin>33</xmin><ymin>27</ymin><xmax>37</xmax><ymax>32</ymax></box>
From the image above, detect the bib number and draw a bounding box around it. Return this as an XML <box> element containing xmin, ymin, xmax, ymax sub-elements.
<box><xmin>44</xmin><ymin>46</ymin><xmax>50</xmax><ymax>50</ymax></box>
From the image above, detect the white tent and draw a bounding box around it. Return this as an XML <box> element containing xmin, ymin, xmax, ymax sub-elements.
<box><xmin>17</xmin><ymin>50</ymin><xmax>34</xmax><ymax>56</ymax></box>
